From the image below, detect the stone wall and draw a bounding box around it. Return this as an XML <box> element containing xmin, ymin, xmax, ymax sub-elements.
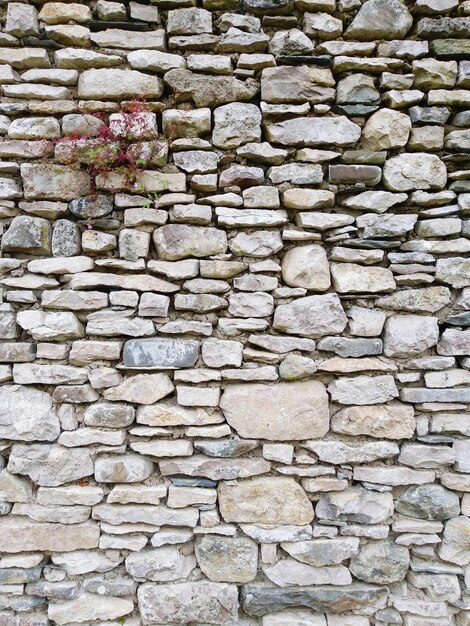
<box><xmin>0</xmin><ymin>0</ymin><xmax>469</xmax><ymax>624</ymax></box>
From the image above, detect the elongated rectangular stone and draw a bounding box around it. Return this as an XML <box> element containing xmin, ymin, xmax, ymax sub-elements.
<box><xmin>401</xmin><ymin>388</ymin><xmax>470</xmax><ymax>403</ymax></box>
<box><xmin>123</xmin><ymin>338</ymin><xmax>199</xmax><ymax>369</ymax></box>
<box><xmin>0</xmin><ymin>519</ymin><xmax>99</xmax><ymax>553</ymax></box>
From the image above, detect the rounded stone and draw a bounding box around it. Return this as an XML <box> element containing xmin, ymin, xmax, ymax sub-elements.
<box><xmin>383</xmin><ymin>153</ymin><xmax>447</xmax><ymax>191</ymax></box>
<box><xmin>196</xmin><ymin>536</ymin><xmax>258</xmax><ymax>583</ymax></box>
<box><xmin>281</xmin><ymin>244</ymin><xmax>331</xmax><ymax>291</ymax></box>
<box><xmin>349</xmin><ymin>539</ymin><xmax>410</xmax><ymax>584</ymax></box>
<box><xmin>361</xmin><ymin>108</ymin><xmax>411</xmax><ymax>151</ymax></box>
<box><xmin>69</xmin><ymin>195</ymin><xmax>114</xmax><ymax>220</ymax></box>
<box><xmin>395</xmin><ymin>484</ymin><xmax>460</xmax><ymax>521</ymax></box>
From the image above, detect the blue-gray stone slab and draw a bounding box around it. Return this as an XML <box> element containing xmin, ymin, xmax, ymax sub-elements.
<box><xmin>123</xmin><ymin>338</ymin><xmax>199</xmax><ymax>369</ymax></box>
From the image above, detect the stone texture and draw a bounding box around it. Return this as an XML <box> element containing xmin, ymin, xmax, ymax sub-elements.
<box><xmin>220</xmin><ymin>380</ymin><xmax>329</xmax><ymax>440</ymax></box>
<box><xmin>273</xmin><ymin>294</ymin><xmax>348</xmax><ymax>338</ymax></box>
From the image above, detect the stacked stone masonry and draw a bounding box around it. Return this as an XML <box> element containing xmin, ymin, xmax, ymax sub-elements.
<box><xmin>1</xmin><ymin>0</ymin><xmax>470</xmax><ymax>624</ymax></box>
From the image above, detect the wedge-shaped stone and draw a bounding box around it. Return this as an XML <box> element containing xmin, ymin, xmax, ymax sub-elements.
<box><xmin>331</xmin><ymin>403</ymin><xmax>416</xmax><ymax>439</ymax></box>
<box><xmin>281</xmin><ymin>538</ymin><xmax>360</xmax><ymax>567</ymax></box>
<box><xmin>220</xmin><ymin>381</ymin><xmax>329</xmax><ymax>441</ymax></box>
<box><xmin>165</xmin><ymin>68</ymin><xmax>259</xmax><ymax>107</ymax></box>
<box><xmin>21</xmin><ymin>164</ymin><xmax>91</xmax><ymax>200</ymax></box>
<box><xmin>48</xmin><ymin>593</ymin><xmax>133</xmax><ymax>625</ymax></box>
<box><xmin>103</xmin><ymin>374</ymin><xmax>174</xmax><ymax>405</ymax></box>
<box><xmin>154</xmin><ymin>225</ymin><xmax>227</xmax><ymax>260</ymax></box>
<box><xmin>17</xmin><ymin>310</ymin><xmax>84</xmax><ymax>342</ymax></box>
<box><xmin>159</xmin><ymin>455</ymin><xmax>270</xmax><ymax>480</ymax></box>
<box><xmin>331</xmin><ymin>263</ymin><xmax>395</xmax><ymax>294</ymax></box>
<box><xmin>137</xmin><ymin>403</ymin><xmax>222</xmax><ymax>427</ymax></box>
<box><xmin>8</xmin><ymin>444</ymin><xmax>93</xmax><ymax>487</ymax></box>
<box><xmin>266</xmin><ymin>116</ymin><xmax>361</xmax><ymax>147</ymax></box>
<box><xmin>123</xmin><ymin>338</ymin><xmax>199</xmax><ymax>369</ymax></box>
<box><xmin>344</xmin><ymin>0</ymin><xmax>412</xmax><ymax>40</ymax></box>
<box><xmin>241</xmin><ymin>584</ymin><xmax>388</xmax><ymax>616</ymax></box>
<box><xmin>316</xmin><ymin>487</ymin><xmax>394</xmax><ymax>524</ymax></box>
<box><xmin>218</xmin><ymin>477</ymin><xmax>314</xmax><ymax>525</ymax></box>
<box><xmin>0</xmin><ymin>385</ymin><xmax>59</xmax><ymax>442</ymax></box>
<box><xmin>78</xmin><ymin>69</ymin><xmax>163</xmax><ymax>100</ymax></box>
<box><xmin>273</xmin><ymin>294</ymin><xmax>347</xmax><ymax>338</ymax></box>
<box><xmin>0</xmin><ymin>518</ymin><xmax>99</xmax><ymax>553</ymax></box>
<box><xmin>91</xmin><ymin>29</ymin><xmax>166</xmax><ymax>49</ymax></box>
<box><xmin>68</xmin><ymin>272</ymin><xmax>178</xmax><ymax>293</ymax></box>
<box><xmin>138</xmin><ymin>582</ymin><xmax>238</xmax><ymax>625</ymax></box>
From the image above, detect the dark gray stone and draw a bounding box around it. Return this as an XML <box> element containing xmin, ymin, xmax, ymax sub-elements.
<box><xmin>317</xmin><ymin>337</ymin><xmax>383</xmax><ymax>358</ymax></box>
<box><xmin>123</xmin><ymin>338</ymin><xmax>199</xmax><ymax>369</ymax></box>
<box><xmin>430</xmin><ymin>39</ymin><xmax>470</xmax><ymax>59</ymax></box>
<box><xmin>69</xmin><ymin>194</ymin><xmax>113</xmax><ymax>220</ymax></box>
<box><xmin>0</xmin><ymin>566</ymin><xmax>42</xmax><ymax>585</ymax></box>
<box><xmin>445</xmin><ymin>312</ymin><xmax>470</xmax><ymax>326</ymax></box>
<box><xmin>409</xmin><ymin>106</ymin><xmax>451</xmax><ymax>125</ymax></box>
<box><xmin>401</xmin><ymin>387</ymin><xmax>470</xmax><ymax>403</ymax></box>
<box><xmin>329</xmin><ymin>165</ymin><xmax>382</xmax><ymax>185</ymax></box>
<box><xmin>52</xmin><ymin>219</ymin><xmax>81</xmax><ymax>257</ymax></box>
<box><xmin>242</xmin><ymin>0</ymin><xmax>293</xmax><ymax>14</ymax></box>
<box><xmin>241</xmin><ymin>584</ymin><xmax>389</xmax><ymax>616</ymax></box>
<box><xmin>395</xmin><ymin>484</ymin><xmax>460</xmax><ymax>521</ymax></box>
<box><xmin>452</xmin><ymin>111</ymin><xmax>470</xmax><ymax>127</ymax></box>
<box><xmin>349</xmin><ymin>539</ymin><xmax>409</xmax><ymax>584</ymax></box>
<box><xmin>417</xmin><ymin>17</ymin><xmax>470</xmax><ymax>39</ymax></box>
<box><xmin>26</xmin><ymin>580</ymin><xmax>79</xmax><ymax>600</ymax></box>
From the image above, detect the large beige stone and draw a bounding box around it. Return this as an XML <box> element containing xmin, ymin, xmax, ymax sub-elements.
<box><xmin>196</xmin><ymin>536</ymin><xmax>258</xmax><ymax>583</ymax></box>
<box><xmin>383</xmin><ymin>153</ymin><xmax>447</xmax><ymax>191</ymax></box>
<box><xmin>266</xmin><ymin>116</ymin><xmax>361</xmax><ymax>147</ymax></box>
<box><xmin>78</xmin><ymin>69</ymin><xmax>163</xmax><ymax>100</ymax></box>
<box><xmin>103</xmin><ymin>374</ymin><xmax>174</xmax><ymax>405</ymax></box>
<box><xmin>49</xmin><ymin>593</ymin><xmax>133</xmax><ymax>625</ymax></box>
<box><xmin>220</xmin><ymin>381</ymin><xmax>329</xmax><ymax>441</ymax></box>
<box><xmin>154</xmin><ymin>225</ymin><xmax>227</xmax><ymax>260</ymax></box>
<box><xmin>331</xmin><ymin>263</ymin><xmax>396</xmax><ymax>294</ymax></box>
<box><xmin>261</xmin><ymin>66</ymin><xmax>335</xmax><ymax>103</ymax></box>
<box><xmin>273</xmin><ymin>294</ymin><xmax>348</xmax><ymax>337</ymax></box>
<box><xmin>281</xmin><ymin>245</ymin><xmax>331</xmax><ymax>291</ymax></box>
<box><xmin>332</xmin><ymin>402</ymin><xmax>416</xmax><ymax>439</ymax></box>
<box><xmin>218</xmin><ymin>477</ymin><xmax>314</xmax><ymax>525</ymax></box>
<box><xmin>361</xmin><ymin>108</ymin><xmax>411</xmax><ymax>150</ymax></box>
<box><xmin>0</xmin><ymin>385</ymin><xmax>59</xmax><ymax>442</ymax></box>
<box><xmin>0</xmin><ymin>518</ymin><xmax>99</xmax><ymax>552</ymax></box>
<box><xmin>21</xmin><ymin>164</ymin><xmax>91</xmax><ymax>201</ymax></box>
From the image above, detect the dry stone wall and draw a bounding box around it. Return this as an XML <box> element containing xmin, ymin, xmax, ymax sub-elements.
<box><xmin>0</xmin><ymin>0</ymin><xmax>469</xmax><ymax>624</ymax></box>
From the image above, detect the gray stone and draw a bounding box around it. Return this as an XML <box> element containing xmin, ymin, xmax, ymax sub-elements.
<box><xmin>439</xmin><ymin>516</ymin><xmax>470</xmax><ymax>566</ymax></box>
<box><xmin>328</xmin><ymin>375</ymin><xmax>398</xmax><ymax>405</ymax></box>
<box><xmin>281</xmin><ymin>245</ymin><xmax>330</xmax><ymax>291</ymax></box>
<box><xmin>317</xmin><ymin>337</ymin><xmax>382</xmax><ymax>358</ymax></box>
<box><xmin>241</xmin><ymin>584</ymin><xmax>388</xmax><ymax>617</ymax></box>
<box><xmin>396</xmin><ymin>485</ymin><xmax>460</xmax><ymax>520</ymax></box>
<box><xmin>376</xmin><ymin>287</ymin><xmax>451</xmax><ymax>313</ymax></box>
<box><xmin>273</xmin><ymin>294</ymin><xmax>348</xmax><ymax>338</ymax></box>
<box><xmin>2</xmin><ymin>216</ymin><xmax>51</xmax><ymax>256</ymax></box>
<box><xmin>123</xmin><ymin>338</ymin><xmax>199</xmax><ymax>369</ymax></box>
<box><xmin>52</xmin><ymin>220</ymin><xmax>81</xmax><ymax>257</ymax></box>
<box><xmin>345</xmin><ymin>0</ymin><xmax>412</xmax><ymax>40</ymax></box>
<box><xmin>362</xmin><ymin>109</ymin><xmax>411</xmax><ymax>151</ymax></box>
<box><xmin>221</xmin><ymin>380</ymin><xmax>328</xmax><ymax>441</ymax></box>
<box><xmin>384</xmin><ymin>315</ymin><xmax>439</xmax><ymax>357</ymax></box>
<box><xmin>196</xmin><ymin>536</ymin><xmax>258</xmax><ymax>583</ymax></box>
<box><xmin>316</xmin><ymin>487</ymin><xmax>394</xmax><ymax>524</ymax></box>
<box><xmin>78</xmin><ymin>69</ymin><xmax>163</xmax><ymax>100</ymax></box>
<box><xmin>0</xmin><ymin>518</ymin><xmax>99</xmax><ymax>553</ymax></box>
<box><xmin>350</xmin><ymin>539</ymin><xmax>409</xmax><ymax>584</ymax></box>
<box><xmin>281</xmin><ymin>538</ymin><xmax>360</xmax><ymax>567</ymax></box>
<box><xmin>332</xmin><ymin>403</ymin><xmax>416</xmax><ymax>439</ymax></box>
<box><xmin>126</xmin><ymin>547</ymin><xmax>196</xmax><ymax>582</ymax></box>
<box><xmin>94</xmin><ymin>456</ymin><xmax>154</xmax><ymax>483</ymax></box>
<box><xmin>213</xmin><ymin>103</ymin><xmax>261</xmax><ymax>149</ymax></box>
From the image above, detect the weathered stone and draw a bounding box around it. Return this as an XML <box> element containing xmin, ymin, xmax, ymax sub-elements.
<box><xmin>345</xmin><ymin>0</ymin><xmax>412</xmax><ymax>40</ymax></box>
<box><xmin>383</xmin><ymin>154</ymin><xmax>447</xmax><ymax>191</ymax></box>
<box><xmin>439</xmin><ymin>516</ymin><xmax>470</xmax><ymax>566</ymax></box>
<box><xmin>221</xmin><ymin>381</ymin><xmax>328</xmax><ymax>440</ymax></box>
<box><xmin>21</xmin><ymin>164</ymin><xmax>91</xmax><ymax>201</ymax></box>
<box><xmin>281</xmin><ymin>245</ymin><xmax>330</xmax><ymax>291</ymax></box>
<box><xmin>241</xmin><ymin>584</ymin><xmax>388</xmax><ymax>616</ymax></box>
<box><xmin>266</xmin><ymin>117</ymin><xmax>361</xmax><ymax>147</ymax></box>
<box><xmin>219</xmin><ymin>477</ymin><xmax>314</xmax><ymax>525</ymax></box>
<box><xmin>138</xmin><ymin>582</ymin><xmax>238</xmax><ymax>625</ymax></box>
<box><xmin>8</xmin><ymin>444</ymin><xmax>93</xmax><ymax>487</ymax></box>
<box><xmin>0</xmin><ymin>518</ymin><xmax>99</xmax><ymax>553</ymax></box>
<box><xmin>78</xmin><ymin>68</ymin><xmax>163</xmax><ymax>100</ymax></box>
<box><xmin>123</xmin><ymin>338</ymin><xmax>199</xmax><ymax>369</ymax></box>
<box><xmin>196</xmin><ymin>536</ymin><xmax>258</xmax><ymax>583</ymax></box>
<box><xmin>0</xmin><ymin>386</ymin><xmax>59</xmax><ymax>442</ymax></box>
<box><xmin>261</xmin><ymin>66</ymin><xmax>334</xmax><ymax>104</ymax></box>
<box><xmin>376</xmin><ymin>287</ymin><xmax>451</xmax><ymax>313</ymax></box>
<box><xmin>316</xmin><ymin>487</ymin><xmax>394</xmax><ymax>524</ymax></box>
<box><xmin>126</xmin><ymin>547</ymin><xmax>196</xmax><ymax>582</ymax></box>
<box><xmin>154</xmin><ymin>225</ymin><xmax>227</xmax><ymax>260</ymax></box>
<box><xmin>331</xmin><ymin>264</ymin><xmax>395</xmax><ymax>294</ymax></box>
<box><xmin>396</xmin><ymin>485</ymin><xmax>460</xmax><ymax>520</ymax></box>
<box><xmin>165</xmin><ymin>68</ymin><xmax>259</xmax><ymax>107</ymax></box>
<box><xmin>332</xmin><ymin>403</ymin><xmax>416</xmax><ymax>439</ymax></box>
<box><xmin>384</xmin><ymin>315</ymin><xmax>439</xmax><ymax>357</ymax></box>
<box><xmin>103</xmin><ymin>374</ymin><xmax>174</xmax><ymax>405</ymax></box>
<box><xmin>94</xmin><ymin>456</ymin><xmax>154</xmax><ymax>483</ymax></box>
<box><xmin>213</xmin><ymin>103</ymin><xmax>261</xmax><ymax>148</ymax></box>
<box><xmin>350</xmin><ymin>540</ymin><xmax>409</xmax><ymax>584</ymax></box>
<box><xmin>48</xmin><ymin>594</ymin><xmax>133</xmax><ymax>625</ymax></box>
<box><xmin>362</xmin><ymin>109</ymin><xmax>411</xmax><ymax>151</ymax></box>
<box><xmin>304</xmin><ymin>440</ymin><xmax>398</xmax><ymax>464</ymax></box>
<box><xmin>281</xmin><ymin>538</ymin><xmax>360</xmax><ymax>567</ymax></box>
<box><xmin>264</xmin><ymin>559</ymin><xmax>351</xmax><ymax>587</ymax></box>
<box><xmin>274</xmin><ymin>294</ymin><xmax>347</xmax><ymax>338</ymax></box>
<box><xmin>2</xmin><ymin>216</ymin><xmax>51</xmax><ymax>256</ymax></box>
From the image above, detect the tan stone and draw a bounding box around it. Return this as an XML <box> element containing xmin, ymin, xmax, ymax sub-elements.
<box><xmin>332</xmin><ymin>403</ymin><xmax>416</xmax><ymax>439</ymax></box>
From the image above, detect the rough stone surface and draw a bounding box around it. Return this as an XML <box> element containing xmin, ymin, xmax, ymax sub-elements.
<box><xmin>0</xmin><ymin>2</ymin><xmax>466</xmax><ymax>624</ymax></box>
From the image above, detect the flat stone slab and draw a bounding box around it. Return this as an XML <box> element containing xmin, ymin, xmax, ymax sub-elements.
<box><xmin>122</xmin><ymin>338</ymin><xmax>199</xmax><ymax>369</ymax></box>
